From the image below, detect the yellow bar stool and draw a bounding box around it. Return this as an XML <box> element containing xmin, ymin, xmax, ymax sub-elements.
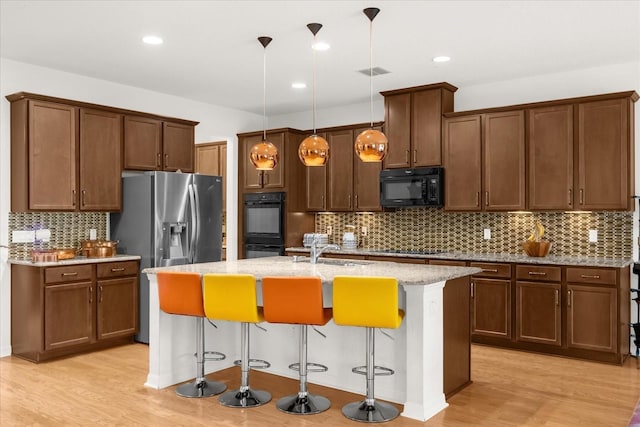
<box><xmin>203</xmin><ymin>274</ymin><xmax>271</xmax><ymax>408</ymax></box>
<box><xmin>156</xmin><ymin>271</ymin><xmax>227</xmax><ymax>398</ymax></box>
<box><xmin>332</xmin><ymin>276</ymin><xmax>404</xmax><ymax>423</ymax></box>
<box><xmin>262</xmin><ymin>276</ymin><xmax>332</xmax><ymax>415</ymax></box>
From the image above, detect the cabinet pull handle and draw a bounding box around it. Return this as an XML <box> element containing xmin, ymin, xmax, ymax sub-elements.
<box><xmin>72</xmin><ymin>189</ymin><xmax>76</xmax><ymax>206</ymax></box>
<box><xmin>476</xmin><ymin>192</ymin><xmax>480</xmax><ymax>207</ymax></box>
<box><xmin>567</xmin><ymin>290</ymin><xmax>572</xmax><ymax>307</ymax></box>
<box><xmin>555</xmin><ymin>289</ymin><xmax>559</xmax><ymax>306</ymax></box>
<box><xmin>81</xmin><ymin>190</ymin><xmax>86</xmax><ymax>207</ymax></box>
<box><xmin>528</xmin><ymin>271</ymin><xmax>547</xmax><ymax>276</ymax></box>
<box><xmin>99</xmin><ymin>285</ymin><xmax>103</xmax><ymax>303</ymax></box>
<box><xmin>568</xmin><ymin>189</ymin><xmax>572</xmax><ymax>207</ymax></box>
<box><xmin>348</xmin><ymin>194</ymin><xmax>352</xmax><ymax>208</ymax></box>
<box><xmin>580</xmin><ymin>274</ymin><xmax>600</xmax><ymax>279</ymax></box>
<box><xmin>471</xmin><ymin>282</ymin><xmax>474</xmax><ymax>298</ymax></box>
<box><xmin>111</xmin><ymin>267</ymin><xmax>126</xmax><ymax>272</ymax></box>
<box><xmin>405</xmin><ymin>150</ymin><xmax>410</xmax><ymax>164</ymax></box>
<box><xmin>264</xmin><ymin>172</ymin><xmax>269</xmax><ymax>186</ymax></box>
<box><xmin>413</xmin><ymin>149</ymin><xmax>417</xmax><ymax>164</ymax></box>
<box><xmin>89</xmin><ymin>287</ymin><xmax>92</xmax><ymax>304</ymax></box>
<box><xmin>483</xmin><ymin>268</ymin><xmax>498</xmax><ymax>273</ymax></box>
<box><xmin>62</xmin><ymin>272</ymin><xmax>78</xmax><ymax>276</ymax></box>
<box><xmin>164</xmin><ymin>153</ymin><xmax>169</xmax><ymax>168</ymax></box>
<box><xmin>485</xmin><ymin>191</ymin><xmax>489</xmax><ymax>206</ymax></box>
<box><xmin>157</xmin><ymin>152</ymin><xmax>161</xmax><ymax>168</ymax></box>
<box><xmin>355</xmin><ymin>194</ymin><xmax>358</xmax><ymax>209</ymax></box>
<box><xmin>579</xmin><ymin>188</ymin><xmax>584</xmax><ymax>205</ymax></box>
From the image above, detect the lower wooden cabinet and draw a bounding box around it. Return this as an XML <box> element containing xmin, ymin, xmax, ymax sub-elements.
<box><xmin>470</xmin><ymin>262</ymin><xmax>512</xmax><ymax>340</ymax></box>
<box><xmin>11</xmin><ymin>260</ymin><xmax>139</xmax><ymax>362</ymax></box>
<box><xmin>567</xmin><ymin>283</ymin><xmax>617</xmax><ymax>353</ymax></box>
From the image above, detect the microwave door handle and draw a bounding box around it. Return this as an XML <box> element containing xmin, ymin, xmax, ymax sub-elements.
<box><xmin>188</xmin><ymin>184</ymin><xmax>197</xmax><ymax>263</ymax></box>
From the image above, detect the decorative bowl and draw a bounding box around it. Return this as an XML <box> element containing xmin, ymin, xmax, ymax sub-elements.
<box><xmin>522</xmin><ymin>240</ymin><xmax>551</xmax><ymax>257</ymax></box>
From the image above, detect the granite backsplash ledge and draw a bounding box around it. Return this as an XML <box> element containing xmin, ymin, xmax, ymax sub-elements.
<box><xmin>8</xmin><ymin>212</ymin><xmax>108</xmax><ymax>260</ymax></box>
<box><xmin>316</xmin><ymin>209</ymin><xmax>633</xmax><ymax>259</ymax></box>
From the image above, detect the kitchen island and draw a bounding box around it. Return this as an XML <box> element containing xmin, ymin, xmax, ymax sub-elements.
<box><xmin>143</xmin><ymin>256</ymin><xmax>480</xmax><ymax>422</ymax></box>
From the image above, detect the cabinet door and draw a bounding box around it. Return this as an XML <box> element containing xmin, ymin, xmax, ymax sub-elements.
<box><xmin>79</xmin><ymin>108</ymin><xmax>122</xmax><ymax>211</ymax></box>
<box><xmin>44</xmin><ymin>282</ymin><xmax>94</xmax><ymax>351</ymax></box>
<box><xmin>195</xmin><ymin>142</ymin><xmax>222</xmax><ymax>175</ymax></box>
<box><xmin>327</xmin><ymin>129</ymin><xmax>354</xmax><ymax>211</ymax></box>
<box><xmin>577</xmin><ymin>98</ymin><xmax>630</xmax><ymax>210</ymax></box>
<box><xmin>123</xmin><ymin>116</ymin><xmax>162</xmax><ymax>170</ymax></box>
<box><xmin>471</xmin><ymin>278</ymin><xmax>511</xmax><ymax>339</ymax></box>
<box><xmin>412</xmin><ymin>89</ymin><xmax>443</xmax><ymax>166</ymax></box>
<box><xmin>262</xmin><ymin>132</ymin><xmax>285</xmax><ymax>188</ymax></box>
<box><xmin>527</xmin><ymin>105</ymin><xmax>574</xmax><ymax>210</ymax></box>
<box><xmin>443</xmin><ymin>115</ymin><xmax>482</xmax><ymax>211</ymax></box>
<box><xmin>305</xmin><ymin>132</ymin><xmax>328</xmax><ymax>211</ymax></box>
<box><xmin>353</xmin><ymin>126</ymin><xmax>382</xmax><ymax>211</ymax></box>
<box><xmin>28</xmin><ymin>100</ymin><xmax>77</xmax><ymax>210</ymax></box>
<box><xmin>516</xmin><ymin>281</ymin><xmax>561</xmax><ymax>346</ymax></box>
<box><xmin>382</xmin><ymin>93</ymin><xmax>411</xmax><ymax>169</ymax></box>
<box><xmin>483</xmin><ymin>111</ymin><xmax>525</xmax><ymax>211</ymax></box>
<box><xmin>567</xmin><ymin>284</ymin><xmax>617</xmax><ymax>353</ymax></box>
<box><xmin>163</xmin><ymin>122</ymin><xmax>194</xmax><ymax>172</ymax></box>
<box><xmin>96</xmin><ymin>277</ymin><xmax>138</xmax><ymax>340</ymax></box>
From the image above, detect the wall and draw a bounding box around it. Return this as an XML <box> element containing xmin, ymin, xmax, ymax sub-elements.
<box><xmin>0</xmin><ymin>58</ymin><xmax>262</xmax><ymax>357</ymax></box>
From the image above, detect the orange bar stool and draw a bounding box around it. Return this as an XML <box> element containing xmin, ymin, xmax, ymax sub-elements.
<box><xmin>156</xmin><ymin>271</ymin><xmax>227</xmax><ymax>398</ymax></box>
<box><xmin>332</xmin><ymin>276</ymin><xmax>404</xmax><ymax>423</ymax></box>
<box><xmin>203</xmin><ymin>274</ymin><xmax>271</xmax><ymax>408</ymax></box>
<box><xmin>262</xmin><ymin>276</ymin><xmax>332</xmax><ymax>415</ymax></box>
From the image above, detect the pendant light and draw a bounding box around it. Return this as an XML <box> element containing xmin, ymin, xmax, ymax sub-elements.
<box><xmin>250</xmin><ymin>36</ymin><xmax>279</xmax><ymax>170</ymax></box>
<box><xmin>298</xmin><ymin>23</ymin><xmax>330</xmax><ymax>167</ymax></box>
<box><xmin>354</xmin><ymin>7</ymin><xmax>388</xmax><ymax>162</ymax></box>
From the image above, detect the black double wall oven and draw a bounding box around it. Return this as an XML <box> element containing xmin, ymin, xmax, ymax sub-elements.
<box><xmin>243</xmin><ymin>192</ymin><xmax>285</xmax><ymax>258</ymax></box>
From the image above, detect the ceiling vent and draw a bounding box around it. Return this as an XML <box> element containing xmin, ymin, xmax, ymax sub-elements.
<box><xmin>357</xmin><ymin>67</ymin><xmax>390</xmax><ymax>76</ymax></box>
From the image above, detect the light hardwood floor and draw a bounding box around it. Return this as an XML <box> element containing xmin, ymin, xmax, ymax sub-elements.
<box><xmin>1</xmin><ymin>344</ymin><xmax>639</xmax><ymax>426</ymax></box>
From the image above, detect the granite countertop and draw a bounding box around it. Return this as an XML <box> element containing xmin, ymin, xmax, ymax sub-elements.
<box><xmin>285</xmin><ymin>247</ymin><xmax>634</xmax><ymax>268</ymax></box>
<box><xmin>142</xmin><ymin>256</ymin><xmax>481</xmax><ymax>287</ymax></box>
<box><xmin>9</xmin><ymin>254</ymin><xmax>141</xmax><ymax>267</ymax></box>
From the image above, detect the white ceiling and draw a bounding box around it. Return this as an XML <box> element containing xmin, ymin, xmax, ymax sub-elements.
<box><xmin>1</xmin><ymin>0</ymin><xmax>639</xmax><ymax>116</ymax></box>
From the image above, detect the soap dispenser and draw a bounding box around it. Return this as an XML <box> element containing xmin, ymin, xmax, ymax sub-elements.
<box><xmin>342</xmin><ymin>225</ymin><xmax>357</xmax><ymax>249</ymax></box>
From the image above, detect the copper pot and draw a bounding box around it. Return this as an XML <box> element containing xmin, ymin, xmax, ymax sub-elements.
<box><xmin>55</xmin><ymin>248</ymin><xmax>78</xmax><ymax>260</ymax></box>
<box><xmin>80</xmin><ymin>240</ymin><xmax>117</xmax><ymax>258</ymax></box>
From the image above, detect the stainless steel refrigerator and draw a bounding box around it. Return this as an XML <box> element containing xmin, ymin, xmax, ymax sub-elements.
<box><xmin>110</xmin><ymin>171</ymin><xmax>223</xmax><ymax>343</ymax></box>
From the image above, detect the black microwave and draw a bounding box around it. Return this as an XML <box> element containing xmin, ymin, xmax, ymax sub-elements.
<box><xmin>380</xmin><ymin>167</ymin><xmax>444</xmax><ymax>207</ymax></box>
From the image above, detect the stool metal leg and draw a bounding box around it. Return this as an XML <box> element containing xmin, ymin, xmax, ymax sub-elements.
<box><xmin>276</xmin><ymin>324</ymin><xmax>330</xmax><ymax>415</ymax></box>
<box><xmin>342</xmin><ymin>327</ymin><xmax>399</xmax><ymax>423</ymax></box>
<box><xmin>176</xmin><ymin>317</ymin><xmax>227</xmax><ymax>398</ymax></box>
<box><xmin>219</xmin><ymin>322</ymin><xmax>271</xmax><ymax>408</ymax></box>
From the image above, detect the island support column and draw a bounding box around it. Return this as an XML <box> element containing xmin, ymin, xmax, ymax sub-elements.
<box><xmin>401</xmin><ymin>281</ymin><xmax>448</xmax><ymax>421</ymax></box>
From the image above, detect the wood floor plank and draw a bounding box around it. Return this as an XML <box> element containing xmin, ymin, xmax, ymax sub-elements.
<box><xmin>1</xmin><ymin>343</ymin><xmax>638</xmax><ymax>426</ymax></box>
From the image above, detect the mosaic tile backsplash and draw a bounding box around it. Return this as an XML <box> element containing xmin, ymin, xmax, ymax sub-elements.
<box><xmin>316</xmin><ymin>209</ymin><xmax>633</xmax><ymax>258</ymax></box>
<box><xmin>8</xmin><ymin>212</ymin><xmax>108</xmax><ymax>260</ymax></box>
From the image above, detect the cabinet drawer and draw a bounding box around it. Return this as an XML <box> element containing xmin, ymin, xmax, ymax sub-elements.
<box><xmin>97</xmin><ymin>261</ymin><xmax>139</xmax><ymax>279</ymax></box>
<box><xmin>45</xmin><ymin>265</ymin><xmax>93</xmax><ymax>284</ymax></box>
<box><xmin>566</xmin><ymin>267</ymin><xmax>616</xmax><ymax>285</ymax></box>
<box><xmin>516</xmin><ymin>265</ymin><xmax>561</xmax><ymax>282</ymax></box>
<box><xmin>470</xmin><ymin>262</ymin><xmax>511</xmax><ymax>279</ymax></box>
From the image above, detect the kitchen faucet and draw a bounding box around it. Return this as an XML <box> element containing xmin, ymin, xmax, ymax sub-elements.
<box><xmin>310</xmin><ymin>236</ymin><xmax>340</xmax><ymax>264</ymax></box>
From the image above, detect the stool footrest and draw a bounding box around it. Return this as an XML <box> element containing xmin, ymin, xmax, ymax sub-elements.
<box><xmin>233</xmin><ymin>358</ymin><xmax>271</xmax><ymax>369</ymax></box>
<box><xmin>288</xmin><ymin>362</ymin><xmax>328</xmax><ymax>373</ymax></box>
<box><xmin>352</xmin><ymin>365</ymin><xmax>394</xmax><ymax>376</ymax></box>
<box><xmin>204</xmin><ymin>351</ymin><xmax>226</xmax><ymax>362</ymax></box>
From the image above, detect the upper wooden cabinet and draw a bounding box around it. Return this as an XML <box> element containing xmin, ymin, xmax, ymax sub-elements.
<box><xmin>7</xmin><ymin>92</ymin><xmax>199</xmax><ymax>212</ymax></box>
<box><xmin>241</xmin><ymin>132</ymin><xmax>285</xmax><ymax>190</ymax></box>
<box><xmin>305</xmin><ymin>124</ymin><xmax>382</xmax><ymax>212</ymax></box>
<box><xmin>195</xmin><ymin>141</ymin><xmax>227</xmax><ymax>211</ymax></box>
<box><xmin>381</xmin><ymin>83</ymin><xmax>456</xmax><ymax>169</ymax></box>
<box><xmin>443</xmin><ymin>111</ymin><xmax>525</xmax><ymax>211</ymax></box>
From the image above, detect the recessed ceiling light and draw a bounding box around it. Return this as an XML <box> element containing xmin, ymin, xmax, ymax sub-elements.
<box><xmin>142</xmin><ymin>35</ymin><xmax>163</xmax><ymax>45</ymax></box>
<box><xmin>432</xmin><ymin>56</ymin><xmax>451</xmax><ymax>63</ymax></box>
<box><xmin>312</xmin><ymin>42</ymin><xmax>330</xmax><ymax>51</ymax></box>
<box><xmin>292</xmin><ymin>82</ymin><xmax>307</xmax><ymax>89</ymax></box>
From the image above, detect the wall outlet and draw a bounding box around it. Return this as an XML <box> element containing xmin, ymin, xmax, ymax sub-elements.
<box><xmin>326</xmin><ymin>226</ymin><xmax>332</xmax><ymax>235</ymax></box>
<box><xmin>589</xmin><ymin>229</ymin><xmax>598</xmax><ymax>243</ymax></box>
<box><xmin>361</xmin><ymin>226</ymin><xmax>368</xmax><ymax>236</ymax></box>
<box><xmin>483</xmin><ymin>228</ymin><xmax>491</xmax><ymax>240</ymax></box>
<box><xmin>35</xmin><ymin>229</ymin><xmax>51</xmax><ymax>242</ymax></box>
<box><xmin>12</xmin><ymin>230</ymin><xmax>35</xmax><ymax>243</ymax></box>
<box><xmin>89</xmin><ymin>228</ymin><xmax>97</xmax><ymax>240</ymax></box>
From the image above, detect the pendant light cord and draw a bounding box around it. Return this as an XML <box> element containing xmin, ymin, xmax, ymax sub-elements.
<box><xmin>369</xmin><ymin>19</ymin><xmax>374</xmax><ymax>128</ymax></box>
<box><xmin>312</xmin><ymin>34</ymin><xmax>318</xmax><ymax>134</ymax></box>
<box><xmin>263</xmin><ymin>45</ymin><xmax>267</xmax><ymax>141</ymax></box>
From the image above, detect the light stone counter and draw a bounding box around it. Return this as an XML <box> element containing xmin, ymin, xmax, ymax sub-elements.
<box><xmin>9</xmin><ymin>254</ymin><xmax>141</xmax><ymax>267</ymax></box>
<box><xmin>143</xmin><ymin>256</ymin><xmax>480</xmax><ymax>422</ymax></box>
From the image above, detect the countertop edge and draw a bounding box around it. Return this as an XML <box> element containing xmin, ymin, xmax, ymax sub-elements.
<box><xmin>9</xmin><ymin>254</ymin><xmax>141</xmax><ymax>267</ymax></box>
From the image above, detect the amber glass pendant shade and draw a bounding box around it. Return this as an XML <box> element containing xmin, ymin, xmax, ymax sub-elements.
<box><xmin>355</xmin><ymin>128</ymin><xmax>388</xmax><ymax>162</ymax></box>
<box><xmin>250</xmin><ymin>140</ymin><xmax>279</xmax><ymax>170</ymax></box>
<box><xmin>298</xmin><ymin>134</ymin><xmax>329</xmax><ymax>166</ymax></box>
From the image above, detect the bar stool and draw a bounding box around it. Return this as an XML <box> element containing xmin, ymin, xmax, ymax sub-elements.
<box><xmin>156</xmin><ymin>271</ymin><xmax>227</xmax><ymax>398</ymax></box>
<box><xmin>332</xmin><ymin>276</ymin><xmax>404</xmax><ymax>423</ymax></box>
<box><xmin>262</xmin><ymin>276</ymin><xmax>332</xmax><ymax>415</ymax></box>
<box><xmin>202</xmin><ymin>274</ymin><xmax>271</xmax><ymax>408</ymax></box>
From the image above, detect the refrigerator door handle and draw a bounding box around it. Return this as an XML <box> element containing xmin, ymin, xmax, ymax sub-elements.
<box><xmin>192</xmin><ymin>183</ymin><xmax>201</xmax><ymax>262</ymax></box>
<box><xmin>188</xmin><ymin>184</ymin><xmax>198</xmax><ymax>263</ymax></box>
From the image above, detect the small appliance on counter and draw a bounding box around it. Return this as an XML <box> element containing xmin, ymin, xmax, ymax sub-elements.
<box><xmin>342</xmin><ymin>225</ymin><xmax>357</xmax><ymax>249</ymax></box>
<box><xmin>303</xmin><ymin>233</ymin><xmax>329</xmax><ymax>247</ymax></box>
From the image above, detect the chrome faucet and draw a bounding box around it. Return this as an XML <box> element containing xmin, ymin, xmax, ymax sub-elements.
<box><xmin>310</xmin><ymin>236</ymin><xmax>340</xmax><ymax>264</ymax></box>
